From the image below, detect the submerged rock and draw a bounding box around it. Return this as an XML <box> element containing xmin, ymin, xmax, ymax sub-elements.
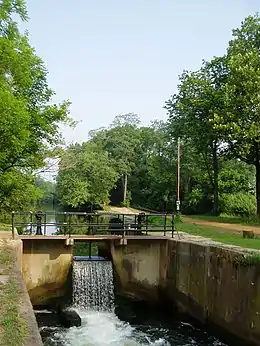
<box><xmin>59</xmin><ymin>308</ymin><xmax>81</xmax><ymax>328</ymax></box>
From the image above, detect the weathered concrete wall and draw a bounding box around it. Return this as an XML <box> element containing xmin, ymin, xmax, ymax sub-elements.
<box><xmin>111</xmin><ymin>237</ymin><xmax>260</xmax><ymax>346</ymax></box>
<box><xmin>111</xmin><ymin>239</ymin><xmax>168</xmax><ymax>302</ymax></box>
<box><xmin>165</xmin><ymin>240</ymin><xmax>260</xmax><ymax>345</ymax></box>
<box><xmin>0</xmin><ymin>238</ymin><xmax>42</xmax><ymax>346</ymax></box>
<box><xmin>22</xmin><ymin>239</ymin><xmax>73</xmax><ymax>305</ymax></box>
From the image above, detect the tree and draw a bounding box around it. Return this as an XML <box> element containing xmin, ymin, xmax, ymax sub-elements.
<box><xmin>165</xmin><ymin>57</ymin><xmax>228</xmax><ymax>215</ymax></box>
<box><xmin>0</xmin><ymin>0</ymin><xmax>71</xmax><ymax>213</ymax></box>
<box><xmin>56</xmin><ymin>143</ymin><xmax>118</xmax><ymax>208</ymax></box>
<box><xmin>35</xmin><ymin>177</ymin><xmax>56</xmax><ymax>204</ymax></box>
<box><xmin>89</xmin><ymin>114</ymin><xmax>141</xmax><ymax>205</ymax></box>
<box><xmin>211</xmin><ymin>15</ymin><xmax>260</xmax><ymax>216</ymax></box>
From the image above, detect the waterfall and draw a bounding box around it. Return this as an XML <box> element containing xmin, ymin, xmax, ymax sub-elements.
<box><xmin>72</xmin><ymin>260</ymin><xmax>115</xmax><ymax>312</ymax></box>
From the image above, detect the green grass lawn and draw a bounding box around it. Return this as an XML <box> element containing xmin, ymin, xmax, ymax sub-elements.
<box><xmin>176</xmin><ymin>219</ymin><xmax>260</xmax><ymax>250</ymax></box>
<box><xmin>186</xmin><ymin>214</ymin><xmax>260</xmax><ymax>226</ymax></box>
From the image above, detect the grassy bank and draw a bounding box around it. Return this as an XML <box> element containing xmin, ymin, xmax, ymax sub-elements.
<box><xmin>186</xmin><ymin>214</ymin><xmax>260</xmax><ymax>226</ymax></box>
<box><xmin>0</xmin><ymin>224</ymin><xmax>11</xmax><ymax>231</ymax></box>
<box><xmin>176</xmin><ymin>219</ymin><xmax>260</xmax><ymax>250</ymax></box>
<box><xmin>0</xmin><ymin>243</ymin><xmax>27</xmax><ymax>346</ymax></box>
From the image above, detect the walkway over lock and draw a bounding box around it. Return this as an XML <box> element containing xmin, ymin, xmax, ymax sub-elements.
<box><xmin>12</xmin><ymin>211</ymin><xmax>177</xmax><ymax>240</ymax></box>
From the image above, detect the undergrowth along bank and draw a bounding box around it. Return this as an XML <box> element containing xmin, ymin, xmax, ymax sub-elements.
<box><xmin>0</xmin><ymin>242</ymin><xmax>27</xmax><ymax>346</ymax></box>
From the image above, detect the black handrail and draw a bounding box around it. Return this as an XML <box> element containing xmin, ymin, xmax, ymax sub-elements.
<box><xmin>12</xmin><ymin>211</ymin><xmax>176</xmax><ymax>239</ymax></box>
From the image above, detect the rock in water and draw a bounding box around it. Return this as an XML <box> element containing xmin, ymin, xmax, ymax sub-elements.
<box><xmin>59</xmin><ymin>309</ymin><xmax>81</xmax><ymax>328</ymax></box>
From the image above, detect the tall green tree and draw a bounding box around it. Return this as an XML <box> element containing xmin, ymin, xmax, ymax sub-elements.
<box><xmin>211</xmin><ymin>15</ymin><xmax>260</xmax><ymax>215</ymax></box>
<box><xmin>89</xmin><ymin>114</ymin><xmax>141</xmax><ymax>204</ymax></box>
<box><xmin>56</xmin><ymin>143</ymin><xmax>118</xmax><ymax>208</ymax></box>
<box><xmin>0</xmin><ymin>0</ymin><xmax>71</xmax><ymax>212</ymax></box>
<box><xmin>165</xmin><ymin>57</ymin><xmax>227</xmax><ymax>214</ymax></box>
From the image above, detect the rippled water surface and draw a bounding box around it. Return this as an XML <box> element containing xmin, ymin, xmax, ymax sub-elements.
<box><xmin>39</xmin><ymin>257</ymin><xmax>228</xmax><ymax>346</ymax></box>
<box><xmin>39</xmin><ymin>303</ymin><xmax>227</xmax><ymax>346</ymax></box>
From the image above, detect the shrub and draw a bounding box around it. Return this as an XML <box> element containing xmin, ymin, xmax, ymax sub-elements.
<box><xmin>182</xmin><ymin>188</ymin><xmax>212</xmax><ymax>214</ymax></box>
<box><xmin>219</xmin><ymin>193</ymin><xmax>256</xmax><ymax>217</ymax></box>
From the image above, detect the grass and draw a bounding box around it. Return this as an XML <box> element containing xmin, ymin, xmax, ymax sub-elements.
<box><xmin>186</xmin><ymin>214</ymin><xmax>260</xmax><ymax>226</ymax></box>
<box><xmin>176</xmin><ymin>219</ymin><xmax>260</xmax><ymax>250</ymax></box>
<box><xmin>0</xmin><ymin>244</ymin><xmax>27</xmax><ymax>346</ymax></box>
<box><xmin>0</xmin><ymin>224</ymin><xmax>11</xmax><ymax>232</ymax></box>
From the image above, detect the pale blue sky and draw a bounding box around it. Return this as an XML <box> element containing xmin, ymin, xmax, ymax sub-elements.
<box><xmin>20</xmin><ymin>0</ymin><xmax>259</xmax><ymax>144</ymax></box>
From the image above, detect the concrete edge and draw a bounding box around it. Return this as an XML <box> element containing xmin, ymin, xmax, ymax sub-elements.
<box><xmin>13</xmin><ymin>262</ymin><xmax>43</xmax><ymax>346</ymax></box>
<box><xmin>11</xmin><ymin>240</ymin><xmax>43</xmax><ymax>346</ymax></box>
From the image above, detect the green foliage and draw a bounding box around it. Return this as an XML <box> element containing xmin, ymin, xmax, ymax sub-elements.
<box><xmin>212</xmin><ymin>15</ymin><xmax>260</xmax><ymax>162</ymax></box>
<box><xmin>35</xmin><ymin>177</ymin><xmax>56</xmax><ymax>204</ymax></box>
<box><xmin>219</xmin><ymin>193</ymin><xmax>256</xmax><ymax>217</ymax></box>
<box><xmin>210</xmin><ymin>14</ymin><xmax>260</xmax><ymax>214</ymax></box>
<box><xmin>89</xmin><ymin>113</ymin><xmax>141</xmax><ymax>177</ymax></box>
<box><xmin>234</xmin><ymin>254</ymin><xmax>260</xmax><ymax>267</ymax></box>
<box><xmin>218</xmin><ymin>160</ymin><xmax>255</xmax><ymax>194</ymax></box>
<box><xmin>2</xmin><ymin>5</ymin><xmax>258</xmax><ymax>222</ymax></box>
<box><xmin>0</xmin><ymin>1</ymin><xmax>71</xmax><ymax>214</ymax></box>
<box><xmin>165</xmin><ymin>57</ymin><xmax>228</xmax><ymax>214</ymax></box>
<box><xmin>183</xmin><ymin>188</ymin><xmax>205</xmax><ymax>214</ymax></box>
<box><xmin>56</xmin><ymin>143</ymin><xmax>119</xmax><ymax>208</ymax></box>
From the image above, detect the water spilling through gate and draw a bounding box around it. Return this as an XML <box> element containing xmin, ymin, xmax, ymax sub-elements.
<box><xmin>72</xmin><ymin>259</ymin><xmax>114</xmax><ymax>312</ymax></box>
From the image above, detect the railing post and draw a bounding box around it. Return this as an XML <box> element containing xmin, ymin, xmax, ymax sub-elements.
<box><xmin>164</xmin><ymin>214</ymin><xmax>167</xmax><ymax>236</ymax></box>
<box><xmin>30</xmin><ymin>211</ymin><xmax>33</xmax><ymax>235</ymax></box>
<box><xmin>64</xmin><ymin>212</ymin><xmax>67</xmax><ymax>235</ymax></box>
<box><xmin>88</xmin><ymin>241</ymin><xmax>92</xmax><ymax>259</ymax></box>
<box><xmin>69</xmin><ymin>214</ymin><xmax>72</xmax><ymax>236</ymax></box>
<box><xmin>44</xmin><ymin>213</ymin><xmax>47</xmax><ymax>236</ymax></box>
<box><xmin>96</xmin><ymin>214</ymin><xmax>99</xmax><ymax>235</ymax></box>
<box><xmin>35</xmin><ymin>211</ymin><xmax>43</xmax><ymax>235</ymax></box>
<box><xmin>12</xmin><ymin>211</ymin><xmax>15</xmax><ymax>239</ymax></box>
<box><xmin>172</xmin><ymin>214</ymin><xmax>175</xmax><ymax>238</ymax></box>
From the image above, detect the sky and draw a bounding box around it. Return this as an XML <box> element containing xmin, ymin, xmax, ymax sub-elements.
<box><xmin>19</xmin><ymin>0</ymin><xmax>259</xmax><ymax>145</ymax></box>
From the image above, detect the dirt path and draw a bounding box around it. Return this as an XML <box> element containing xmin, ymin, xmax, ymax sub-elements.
<box><xmin>183</xmin><ymin>216</ymin><xmax>260</xmax><ymax>235</ymax></box>
<box><xmin>0</xmin><ymin>231</ymin><xmax>12</xmax><ymax>240</ymax></box>
<box><xmin>105</xmin><ymin>206</ymin><xmax>144</xmax><ymax>214</ymax></box>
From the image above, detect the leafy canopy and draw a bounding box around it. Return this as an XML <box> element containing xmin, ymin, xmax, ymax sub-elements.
<box><xmin>0</xmin><ymin>0</ymin><xmax>71</xmax><ymax>213</ymax></box>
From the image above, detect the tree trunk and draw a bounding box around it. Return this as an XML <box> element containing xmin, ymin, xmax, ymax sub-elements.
<box><xmin>123</xmin><ymin>174</ymin><xmax>127</xmax><ymax>204</ymax></box>
<box><xmin>212</xmin><ymin>141</ymin><xmax>219</xmax><ymax>216</ymax></box>
<box><xmin>256</xmin><ymin>161</ymin><xmax>260</xmax><ymax>217</ymax></box>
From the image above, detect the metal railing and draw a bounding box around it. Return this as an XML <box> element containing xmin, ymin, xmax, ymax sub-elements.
<box><xmin>11</xmin><ymin>211</ymin><xmax>177</xmax><ymax>239</ymax></box>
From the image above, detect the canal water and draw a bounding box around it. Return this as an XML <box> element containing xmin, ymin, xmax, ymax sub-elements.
<box><xmin>37</xmin><ymin>258</ymin><xmax>228</xmax><ymax>346</ymax></box>
<box><xmin>37</xmin><ymin>300</ymin><xmax>227</xmax><ymax>346</ymax></box>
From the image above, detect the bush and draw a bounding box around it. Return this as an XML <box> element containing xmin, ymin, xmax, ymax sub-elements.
<box><xmin>182</xmin><ymin>188</ymin><xmax>212</xmax><ymax>214</ymax></box>
<box><xmin>219</xmin><ymin>193</ymin><xmax>256</xmax><ymax>217</ymax></box>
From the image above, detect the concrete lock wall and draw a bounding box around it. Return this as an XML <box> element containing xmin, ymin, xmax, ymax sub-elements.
<box><xmin>22</xmin><ymin>239</ymin><xmax>73</xmax><ymax>305</ymax></box>
<box><xmin>167</xmin><ymin>241</ymin><xmax>260</xmax><ymax>345</ymax></box>
<box><xmin>111</xmin><ymin>239</ymin><xmax>168</xmax><ymax>302</ymax></box>
<box><xmin>111</xmin><ymin>238</ymin><xmax>260</xmax><ymax>346</ymax></box>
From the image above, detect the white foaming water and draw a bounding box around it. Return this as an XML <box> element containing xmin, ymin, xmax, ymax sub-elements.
<box><xmin>73</xmin><ymin>260</ymin><xmax>115</xmax><ymax>312</ymax></box>
<box><xmin>61</xmin><ymin>260</ymin><xmax>169</xmax><ymax>346</ymax></box>
<box><xmin>40</xmin><ymin>260</ymin><xmax>226</xmax><ymax>346</ymax></box>
<box><xmin>54</xmin><ymin>309</ymin><xmax>170</xmax><ymax>346</ymax></box>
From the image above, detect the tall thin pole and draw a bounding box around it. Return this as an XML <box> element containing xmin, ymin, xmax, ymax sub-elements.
<box><xmin>123</xmin><ymin>174</ymin><xmax>127</xmax><ymax>205</ymax></box>
<box><xmin>176</xmin><ymin>137</ymin><xmax>181</xmax><ymax>213</ymax></box>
